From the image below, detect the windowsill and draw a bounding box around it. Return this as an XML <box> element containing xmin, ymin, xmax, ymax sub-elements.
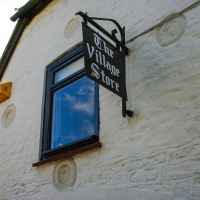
<box><xmin>32</xmin><ymin>142</ymin><xmax>101</xmax><ymax>167</ymax></box>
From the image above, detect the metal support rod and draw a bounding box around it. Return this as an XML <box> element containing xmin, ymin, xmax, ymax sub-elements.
<box><xmin>121</xmin><ymin>28</ymin><xmax>133</xmax><ymax>118</ymax></box>
<box><xmin>76</xmin><ymin>11</ymin><xmax>129</xmax><ymax>55</ymax></box>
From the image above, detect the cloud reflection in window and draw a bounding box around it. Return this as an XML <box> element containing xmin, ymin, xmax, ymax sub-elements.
<box><xmin>51</xmin><ymin>77</ymin><xmax>96</xmax><ymax>149</ymax></box>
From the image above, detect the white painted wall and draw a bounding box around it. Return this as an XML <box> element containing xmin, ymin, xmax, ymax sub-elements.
<box><xmin>0</xmin><ymin>0</ymin><xmax>200</xmax><ymax>199</ymax></box>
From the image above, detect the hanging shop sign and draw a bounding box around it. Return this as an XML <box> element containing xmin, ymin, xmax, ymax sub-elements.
<box><xmin>76</xmin><ymin>11</ymin><xmax>133</xmax><ymax>117</ymax></box>
<box><xmin>82</xmin><ymin>24</ymin><xmax>127</xmax><ymax>100</ymax></box>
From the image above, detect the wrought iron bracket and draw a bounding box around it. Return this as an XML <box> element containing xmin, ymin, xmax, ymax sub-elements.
<box><xmin>76</xmin><ymin>11</ymin><xmax>129</xmax><ymax>55</ymax></box>
<box><xmin>76</xmin><ymin>11</ymin><xmax>133</xmax><ymax>117</ymax></box>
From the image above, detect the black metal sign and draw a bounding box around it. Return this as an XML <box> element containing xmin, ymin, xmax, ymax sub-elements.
<box><xmin>82</xmin><ymin>23</ymin><xmax>127</xmax><ymax>100</ymax></box>
<box><xmin>76</xmin><ymin>11</ymin><xmax>133</xmax><ymax>117</ymax></box>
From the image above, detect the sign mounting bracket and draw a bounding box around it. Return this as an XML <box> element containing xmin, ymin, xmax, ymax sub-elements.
<box><xmin>76</xmin><ymin>11</ymin><xmax>133</xmax><ymax>117</ymax></box>
<box><xmin>76</xmin><ymin>11</ymin><xmax>129</xmax><ymax>55</ymax></box>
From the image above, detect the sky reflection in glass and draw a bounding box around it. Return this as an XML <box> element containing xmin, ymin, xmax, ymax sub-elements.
<box><xmin>51</xmin><ymin>76</ymin><xmax>95</xmax><ymax>149</ymax></box>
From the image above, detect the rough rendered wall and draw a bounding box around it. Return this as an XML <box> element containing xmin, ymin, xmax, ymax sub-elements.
<box><xmin>0</xmin><ymin>0</ymin><xmax>200</xmax><ymax>199</ymax></box>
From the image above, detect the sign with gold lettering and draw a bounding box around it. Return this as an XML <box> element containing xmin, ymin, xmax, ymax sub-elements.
<box><xmin>82</xmin><ymin>23</ymin><xmax>127</xmax><ymax>100</ymax></box>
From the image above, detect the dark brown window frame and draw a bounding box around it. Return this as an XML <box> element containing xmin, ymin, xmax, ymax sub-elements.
<box><xmin>33</xmin><ymin>44</ymin><xmax>100</xmax><ymax>166</ymax></box>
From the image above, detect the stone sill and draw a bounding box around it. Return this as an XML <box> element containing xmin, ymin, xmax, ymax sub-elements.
<box><xmin>32</xmin><ymin>142</ymin><xmax>102</xmax><ymax>167</ymax></box>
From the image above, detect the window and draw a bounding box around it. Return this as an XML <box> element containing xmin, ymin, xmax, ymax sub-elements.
<box><xmin>40</xmin><ymin>44</ymin><xmax>99</xmax><ymax>161</ymax></box>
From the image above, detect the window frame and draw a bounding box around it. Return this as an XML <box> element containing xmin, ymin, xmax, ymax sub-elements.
<box><xmin>40</xmin><ymin>44</ymin><xmax>99</xmax><ymax>161</ymax></box>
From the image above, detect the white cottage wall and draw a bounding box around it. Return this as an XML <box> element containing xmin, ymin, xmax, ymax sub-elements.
<box><xmin>0</xmin><ymin>0</ymin><xmax>200</xmax><ymax>199</ymax></box>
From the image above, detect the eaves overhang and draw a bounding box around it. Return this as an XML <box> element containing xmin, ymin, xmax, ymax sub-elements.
<box><xmin>0</xmin><ymin>0</ymin><xmax>53</xmax><ymax>81</ymax></box>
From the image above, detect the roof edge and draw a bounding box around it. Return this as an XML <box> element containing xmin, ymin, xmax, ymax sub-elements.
<box><xmin>0</xmin><ymin>0</ymin><xmax>53</xmax><ymax>81</ymax></box>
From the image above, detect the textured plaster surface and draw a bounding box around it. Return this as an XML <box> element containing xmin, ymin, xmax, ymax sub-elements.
<box><xmin>0</xmin><ymin>0</ymin><xmax>200</xmax><ymax>199</ymax></box>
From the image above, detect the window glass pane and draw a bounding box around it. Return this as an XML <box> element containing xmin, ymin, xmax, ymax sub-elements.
<box><xmin>54</xmin><ymin>58</ymin><xmax>83</xmax><ymax>83</ymax></box>
<box><xmin>51</xmin><ymin>76</ymin><xmax>95</xmax><ymax>149</ymax></box>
